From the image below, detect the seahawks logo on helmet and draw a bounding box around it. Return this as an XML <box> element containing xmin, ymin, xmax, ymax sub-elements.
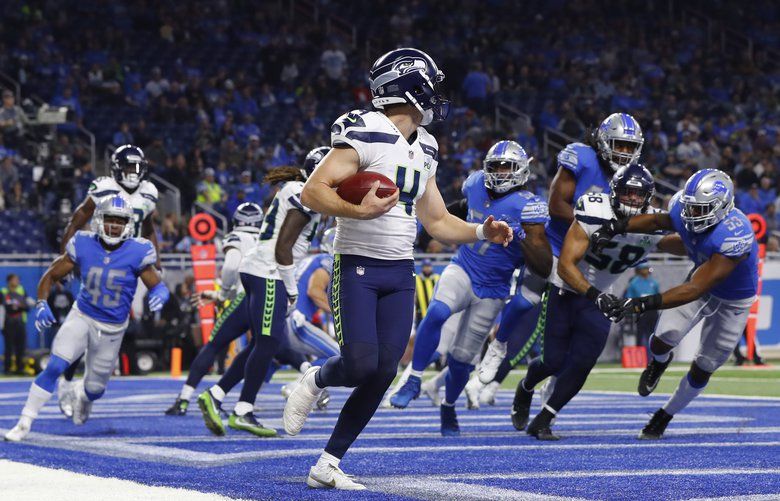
<box><xmin>393</xmin><ymin>58</ymin><xmax>428</xmax><ymax>75</ymax></box>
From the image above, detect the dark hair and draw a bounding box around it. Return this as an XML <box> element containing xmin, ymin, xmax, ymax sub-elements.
<box><xmin>7</xmin><ymin>273</ymin><xmax>17</xmax><ymax>282</ymax></box>
<box><xmin>263</xmin><ymin>166</ymin><xmax>304</xmax><ymax>185</ymax></box>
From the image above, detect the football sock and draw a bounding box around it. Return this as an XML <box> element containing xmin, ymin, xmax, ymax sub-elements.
<box><xmin>21</xmin><ymin>383</ymin><xmax>52</xmax><ymax>420</ymax></box>
<box><xmin>495</xmin><ymin>293</ymin><xmax>535</xmax><ymax>343</ymax></box>
<box><xmin>410</xmin><ymin>300</ymin><xmax>451</xmax><ymax>372</ymax></box>
<box><xmin>209</xmin><ymin>385</ymin><xmax>226</xmax><ymax>402</ymax></box>
<box><xmin>34</xmin><ymin>355</ymin><xmax>69</xmax><ymax>393</ymax></box>
<box><xmin>179</xmin><ymin>385</ymin><xmax>195</xmax><ymax>401</ymax></box>
<box><xmin>444</xmin><ymin>355</ymin><xmax>472</xmax><ymax>405</ymax></box>
<box><xmin>663</xmin><ymin>373</ymin><xmax>706</xmax><ymax>415</ymax></box>
<box><xmin>234</xmin><ymin>401</ymin><xmax>253</xmax><ymax>416</ymax></box>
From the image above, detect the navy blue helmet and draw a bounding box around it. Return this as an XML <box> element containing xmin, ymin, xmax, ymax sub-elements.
<box><xmin>302</xmin><ymin>146</ymin><xmax>330</xmax><ymax>179</ymax></box>
<box><xmin>609</xmin><ymin>163</ymin><xmax>654</xmax><ymax>217</ymax></box>
<box><xmin>232</xmin><ymin>202</ymin><xmax>263</xmax><ymax>230</ymax></box>
<box><xmin>369</xmin><ymin>48</ymin><xmax>449</xmax><ymax>126</ymax></box>
<box><xmin>111</xmin><ymin>144</ymin><xmax>148</xmax><ymax>191</ymax></box>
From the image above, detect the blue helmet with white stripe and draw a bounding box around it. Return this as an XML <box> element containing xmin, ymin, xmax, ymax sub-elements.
<box><xmin>596</xmin><ymin>113</ymin><xmax>644</xmax><ymax>171</ymax></box>
<box><xmin>369</xmin><ymin>48</ymin><xmax>449</xmax><ymax>126</ymax></box>
<box><xmin>94</xmin><ymin>194</ymin><xmax>134</xmax><ymax>245</ymax></box>
<box><xmin>609</xmin><ymin>163</ymin><xmax>654</xmax><ymax>218</ymax></box>
<box><xmin>680</xmin><ymin>169</ymin><xmax>734</xmax><ymax>233</ymax></box>
<box><xmin>232</xmin><ymin>202</ymin><xmax>263</xmax><ymax>231</ymax></box>
<box><xmin>483</xmin><ymin>140</ymin><xmax>532</xmax><ymax>193</ymax></box>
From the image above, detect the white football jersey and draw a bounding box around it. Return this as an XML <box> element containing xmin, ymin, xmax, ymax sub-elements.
<box><xmin>221</xmin><ymin>228</ymin><xmax>261</xmax><ymax>294</ymax></box>
<box><xmin>553</xmin><ymin>192</ymin><xmax>664</xmax><ymax>293</ymax></box>
<box><xmin>88</xmin><ymin>176</ymin><xmax>158</xmax><ymax>237</ymax></box>
<box><xmin>239</xmin><ymin>181</ymin><xmax>320</xmax><ymax>280</ymax></box>
<box><xmin>331</xmin><ymin>110</ymin><xmax>439</xmax><ymax>260</ymax></box>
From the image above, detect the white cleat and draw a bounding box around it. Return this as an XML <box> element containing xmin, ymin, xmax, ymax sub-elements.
<box><xmin>72</xmin><ymin>380</ymin><xmax>93</xmax><ymax>426</ymax></box>
<box><xmin>307</xmin><ymin>463</ymin><xmax>366</xmax><ymax>490</ymax></box>
<box><xmin>479</xmin><ymin>381</ymin><xmax>500</xmax><ymax>406</ymax></box>
<box><xmin>281</xmin><ymin>381</ymin><xmax>299</xmax><ymax>401</ymax></box>
<box><xmin>420</xmin><ymin>377</ymin><xmax>441</xmax><ymax>407</ymax></box>
<box><xmin>57</xmin><ymin>378</ymin><xmax>75</xmax><ymax>418</ymax></box>
<box><xmin>283</xmin><ymin>366</ymin><xmax>322</xmax><ymax>436</ymax></box>
<box><xmin>4</xmin><ymin>416</ymin><xmax>32</xmax><ymax>442</ymax></box>
<box><xmin>478</xmin><ymin>339</ymin><xmax>507</xmax><ymax>384</ymax></box>
<box><xmin>464</xmin><ymin>375</ymin><xmax>482</xmax><ymax>410</ymax></box>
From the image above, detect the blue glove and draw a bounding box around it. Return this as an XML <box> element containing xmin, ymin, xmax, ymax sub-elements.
<box><xmin>147</xmin><ymin>282</ymin><xmax>170</xmax><ymax>312</ymax></box>
<box><xmin>34</xmin><ymin>300</ymin><xmax>55</xmax><ymax>332</ymax></box>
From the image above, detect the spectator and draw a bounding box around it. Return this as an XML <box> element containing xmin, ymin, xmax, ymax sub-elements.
<box><xmin>675</xmin><ymin>131</ymin><xmax>703</xmax><ymax>165</ymax></box>
<box><xmin>112</xmin><ymin>121</ymin><xmax>134</xmax><ymax>146</ymax></box>
<box><xmin>320</xmin><ymin>43</ymin><xmax>347</xmax><ymax>81</ymax></box>
<box><xmin>235</xmin><ymin>169</ymin><xmax>268</xmax><ymax>206</ymax></box>
<box><xmin>0</xmin><ymin>90</ymin><xmax>27</xmax><ymax>148</ymax></box>
<box><xmin>697</xmin><ymin>140</ymin><xmax>721</xmax><ymax>171</ymax></box>
<box><xmin>6</xmin><ymin>181</ymin><xmax>30</xmax><ymax>209</ymax></box>
<box><xmin>145</xmin><ymin>66</ymin><xmax>170</xmax><ymax>99</ymax></box>
<box><xmin>125</xmin><ymin>81</ymin><xmax>149</xmax><ymax>108</ymax></box>
<box><xmin>461</xmin><ymin>61</ymin><xmax>492</xmax><ymax>113</ymax></box>
<box><xmin>196</xmin><ymin>167</ymin><xmax>226</xmax><ymax>206</ymax></box>
<box><xmin>736</xmin><ymin>184</ymin><xmax>766</xmax><ymax>216</ymax></box>
<box><xmin>0</xmin><ymin>155</ymin><xmax>19</xmax><ymax>192</ymax></box>
<box><xmin>2</xmin><ymin>273</ymin><xmax>31</xmax><ymax>374</ymax></box>
<box><xmin>236</xmin><ymin>114</ymin><xmax>260</xmax><ymax>145</ymax></box>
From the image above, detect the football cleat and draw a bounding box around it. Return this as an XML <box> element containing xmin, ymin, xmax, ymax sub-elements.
<box><xmin>638</xmin><ymin>408</ymin><xmax>673</xmax><ymax>440</ymax></box>
<box><xmin>307</xmin><ymin>463</ymin><xmax>366</xmax><ymax>490</ymax></box>
<box><xmin>479</xmin><ymin>381</ymin><xmax>500</xmax><ymax>406</ymax></box>
<box><xmin>526</xmin><ymin>413</ymin><xmax>560</xmax><ymax>441</ymax></box>
<box><xmin>389</xmin><ymin>375</ymin><xmax>421</xmax><ymax>409</ymax></box>
<box><xmin>228</xmin><ymin>412</ymin><xmax>277</xmax><ymax>437</ymax></box>
<box><xmin>440</xmin><ymin>404</ymin><xmax>460</xmax><ymax>437</ymax></box>
<box><xmin>198</xmin><ymin>390</ymin><xmax>226</xmax><ymax>436</ymax></box>
<box><xmin>72</xmin><ymin>380</ymin><xmax>93</xmax><ymax>425</ymax></box>
<box><xmin>421</xmin><ymin>377</ymin><xmax>441</xmax><ymax>407</ymax></box>
<box><xmin>464</xmin><ymin>375</ymin><xmax>482</xmax><ymax>410</ymax></box>
<box><xmin>511</xmin><ymin>381</ymin><xmax>533</xmax><ymax>431</ymax></box>
<box><xmin>283</xmin><ymin>366</ymin><xmax>323</xmax><ymax>436</ymax></box>
<box><xmin>4</xmin><ymin>416</ymin><xmax>32</xmax><ymax>442</ymax></box>
<box><xmin>638</xmin><ymin>353</ymin><xmax>673</xmax><ymax>397</ymax></box>
<box><xmin>478</xmin><ymin>339</ymin><xmax>507</xmax><ymax>384</ymax></box>
<box><xmin>57</xmin><ymin>378</ymin><xmax>75</xmax><ymax>418</ymax></box>
<box><xmin>165</xmin><ymin>398</ymin><xmax>189</xmax><ymax>416</ymax></box>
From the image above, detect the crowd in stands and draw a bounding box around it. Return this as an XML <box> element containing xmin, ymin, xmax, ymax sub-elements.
<box><xmin>0</xmin><ymin>0</ymin><xmax>776</xmax><ymax>254</ymax></box>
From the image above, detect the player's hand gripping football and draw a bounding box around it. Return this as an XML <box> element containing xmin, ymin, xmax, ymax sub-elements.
<box><xmin>34</xmin><ymin>300</ymin><xmax>55</xmax><ymax>332</ymax></box>
<box><xmin>358</xmin><ymin>181</ymin><xmax>400</xmax><ymax>220</ymax></box>
<box><xmin>590</xmin><ymin>217</ymin><xmax>629</xmax><ymax>254</ymax></box>
<box><xmin>482</xmin><ymin>215</ymin><xmax>513</xmax><ymax>247</ymax></box>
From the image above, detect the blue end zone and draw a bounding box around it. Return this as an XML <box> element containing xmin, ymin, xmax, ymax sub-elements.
<box><xmin>1</xmin><ymin>377</ymin><xmax>780</xmax><ymax>500</ymax></box>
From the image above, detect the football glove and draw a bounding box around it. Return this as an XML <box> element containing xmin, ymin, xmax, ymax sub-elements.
<box><xmin>148</xmin><ymin>282</ymin><xmax>170</xmax><ymax>312</ymax></box>
<box><xmin>587</xmin><ymin>287</ymin><xmax>624</xmax><ymax>322</ymax></box>
<box><xmin>590</xmin><ymin>218</ymin><xmax>629</xmax><ymax>254</ymax></box>
<box><xmin>34</xmin><ymin>300</ymin><xmax>55</xmax><ymax>332</ymax></box>
<box><xmin>619</xmin><ymin>294</ymin><xmax>662</xmax><ymax>317</ymax></box>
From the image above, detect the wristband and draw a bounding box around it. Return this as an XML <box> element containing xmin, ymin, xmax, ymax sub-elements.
<box><xmin>643</xmin><ymin>293</ymin><xmax>663</xmax><ymax>311</ymax></box>
<box><xmin>278</xmin><ymin>264</ymin><xmax>298</xmax><ymax>297</ymax></box>
<box><xmin>585</xmin><ymin>286</ymin><xmax>601</xmax><ymax>301</ymax></box>
<box><xmin>475</xmin><ymin>224</ymin><xmax>486</xmax><ymax>241</ymax></box>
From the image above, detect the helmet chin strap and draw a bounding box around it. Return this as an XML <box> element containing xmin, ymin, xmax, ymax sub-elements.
<box><xmin>404</xmin><ymin>91</ymin><xmax>432</xmax><ymax>126</ymax></box>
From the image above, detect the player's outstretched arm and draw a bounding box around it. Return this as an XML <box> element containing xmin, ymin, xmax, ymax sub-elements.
<box><xmin>657</xmin><ymin>234</ymin><xmax>688</xmax><ymax>256</ymax></box>
<box><xmin>417</xmin><ymin>176</ymin><xmax>512</xmax><ymax>246</ymax></box>
<box><xmin>37</xmin><ymin>254</ymin><xmax>76</xmax><ymax>301</ymax></box>
<box><xmin>591</xmin><ymin>212</ymin><xmax>674</xmax><ymax>254</ymax></box>
<box><xmin>520</xmin><ymin>223</ymin><xmax>552</xmax><ymax>278</ymax></box>
<box><xmin>60</xmin><ymin>197</ymin><xmax>96</xmax><ymax>253</ymax></box>
<box><xmin>548</xmin><ymin>167</ymin><xmax>577</xmax><ymax>223</ymax></box>
<box><xmin>300</xmin><ymin>147</ymin><xmax>399</xmax><ymax>220</ymax></box>
<box><xmin>307</xmin><ymin>268</ymin><xmax>332</xmax><ymax>313</ymax></box>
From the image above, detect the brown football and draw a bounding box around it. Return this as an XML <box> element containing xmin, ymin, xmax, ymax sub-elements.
<box><xmin>336</xmin><ymin>171</ymin><xmax>397</xmax><ymax>205</ymax></box>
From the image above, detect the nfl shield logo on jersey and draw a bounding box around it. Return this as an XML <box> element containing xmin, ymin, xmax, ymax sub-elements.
<box><xmin>356</xmin><ymin>266</ymin><xmax>365</xmax><ymax>276</ymax></box>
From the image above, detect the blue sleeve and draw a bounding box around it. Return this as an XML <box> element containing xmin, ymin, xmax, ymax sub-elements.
<box><xmin>667</xmin><ymin>191</ymin><xmax>686</xmax><ymax>235</ymax></box>
<box><xmin>520</xmin><ymin>195</ymin><xmax>550</xmax><ymax>225</ymax></box>
<box><xmin>462</xmin><ymin>171</ymin><xmax>482</xmax><ymax>198</ymax></box>
<box><xmin>557</xmin><ymin>143</ymin><xmax>583</xmax><ymax>176</ymax></box>
<box><xmin>66</xmin><ymin>235</ymin><xmax>79</xmax><ymax>262</ymax></box>
<box><xmin>136</xmin><ymin>240</ymin><xmax>158</xmax><ymax>272</ymax></box>
<box><xmin>712</xmin><ymin>222</ymin><xmax>755</xmax><ymax>258</ymax></box>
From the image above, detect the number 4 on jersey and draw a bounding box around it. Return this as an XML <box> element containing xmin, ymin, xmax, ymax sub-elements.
<box><xmin>395</xmin><ymin>166</ymin><xmax>421</xmax><ymax>215</ymax></box>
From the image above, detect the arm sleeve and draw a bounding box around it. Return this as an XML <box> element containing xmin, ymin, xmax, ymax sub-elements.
<box><xmin>556</xmin><ymin>144</ymin><xmax>582</xmax><ymax>176</ymax></box>
<box><xmin>521</xmin><ymin>196</ymin><xmax>550</xmax><ymax>225</ymax></box>
<box><xmin>138</xmin><ymin>241</ymin><xmax>158</xmax><ymax>271</ymax></box>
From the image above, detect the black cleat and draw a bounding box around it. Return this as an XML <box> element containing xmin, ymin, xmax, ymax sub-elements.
<box><xmin>526</xmin><ymin>413</ymin><xmax>560</xmax><ymax>441</ymax></box>
<box><xmin>638</xmin><ymin>408</ymin><xmax>673</xmax><ymax>440</ymax></box>
<box><xmin>165</xmin><ymin>398</ymin><xmax>189</xmax><ymax>416</ymax></box>
<box><xmin>638</xmin><ymin>353</ymin><xmax>673</xmax><ymax>397</ymax></box>
<box><xmin>511</xmin><ymin>381</ymin><xmax>533</xmax><ymax>431</ymax></box>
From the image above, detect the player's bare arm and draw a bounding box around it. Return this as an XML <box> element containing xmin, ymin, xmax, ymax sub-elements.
<box><xmin>547</xmin><ymin>167</ymin><xmax>576</xmax><ymax>223</ymax></box>
<box><xmin>416</xmin><ymin>175</ymin><xmax>512</xmax><ymax>246</ymax></box>
<box><xmin>60</xmin><ymin>197</ymin><xmax>96</xmax><ymax>252</ymax></box>
<box><xmin>36</xmin><ymin>254</ymin><xmax>76</xmax><ymax>300</ymax></box>
<box><xmin>557</xmin><ymin>221</ymin><xmax>593</xmax><ymax>295</ymax></box>
<box><xmin>275</xmin><ymin>209</ymin><xmax>311</xmax><ymax>267</ymax></box>
<box><xmin>656</xmin><ymin>234</ymin><xmax>688</xmax><ymax>256</ymax></box>
<box><xmin>139</xmin><ymin>265</ymin><xmax>163</xmax><ymax>290</ymax></box>
<box><xmin>519</xmin><ymin>223</ymin><xmax>552</xmax><ymax>278</ymax></box>
<box><xmin>301</xmin><ymin>146</ymin><xmax>399</xmax><ymax>220</ymax></box>
<box><xmin>142</xmin><ymin>215</ymin><xmax>162</xmax><ymax>269</ymax></box>
<box><xmin>655</xmin><ymin>253</ymin><xmax>744</xmax><ymax>310</ymax></box>
<box><xmin>307</xmin><ymin>268</ymin><xmax>332</xmax><ymax>313</ymax></box>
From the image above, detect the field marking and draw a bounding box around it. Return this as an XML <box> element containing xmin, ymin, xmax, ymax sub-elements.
<box><xmin>367</xmin><ymin>477</ymin><xmax>587</xmax><ymax>501</ymax></box>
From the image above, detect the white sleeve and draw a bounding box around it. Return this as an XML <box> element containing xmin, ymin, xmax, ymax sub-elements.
<box><xmin>331</xmin><ymin>110</ymin><xmax>394</xmax><ymax>168</ymax></box>
<box><xmin>573</xmin><ymin>193</ymin><xmax>613</xmax><ymax>238</ymax></box>
<box><xmin>220</xmin><ymin>247</ymin><xmax>242</xmax><ymax>294</ymax></box>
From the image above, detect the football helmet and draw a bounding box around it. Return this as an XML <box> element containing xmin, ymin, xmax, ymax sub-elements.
<box><xmin>232</xmin><ymin>202</ymin><xmax>263</xmax><ymax>231</ymax></box>
<box><xmin>596</xmin><ymin>113</ymin><xmax>644</xmax><ymax>171</ymax></box>
<box><xmin>93</xmin><ymin>195</ymin><xmax>134</xmax><ymax>246</ymax></box>
<box><xmin>369</xmin><ymin>47</ymin><xmax>449</xmax><ymax>126</ymax></box>
<box><xmin>680</xmin><ymin>169</ymin><xmax>734</xmax><ymax>233</ymax></box>
<box><xmin>609</xmin><ymin>163</ymin><xmax>654</xmax><ymax>218</ymax></box>
<box><xmin>302</xmin><ymin>146</ymin><xmax>330</xmax><ymax>180</ymax></box>
<box><xmin>111</xmin><ymin>144</ymin><xmax>148</xmax><ymax>191</ymax></box>
<box><xmin>483</xmin><ymin>140</ymin><xmax>532</xmax><ymax>194</ymax></box>
<box><xmin>320</xmin><ymin>227</ymin><xmax>336</xmax><ymax>255</ymax></box>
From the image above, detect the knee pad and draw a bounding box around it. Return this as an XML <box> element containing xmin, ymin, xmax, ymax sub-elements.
<box><xmin>35</xmin><ymin>355</ymin><xmax>70</xmax><ymax>393</ymax></box>
<box><xmin>688</xmin><ymin>361</ymin><xmax>713</xmax><ymax>388</ymax></box>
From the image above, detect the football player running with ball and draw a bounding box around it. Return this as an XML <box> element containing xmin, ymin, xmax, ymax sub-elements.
<box><xmin>590</xmin><ymin>169</ymin><xmax>758</xmax><ymax>439</ymax></box>
<box><xmin>283</xmin><ymin>48</ymin><xmax>512</xmax><ymax>490</ymax></box>
<box><xmin>5</xmin><ymin>195</ymin><xmax>168</xmax><ymax>441</ymax></box>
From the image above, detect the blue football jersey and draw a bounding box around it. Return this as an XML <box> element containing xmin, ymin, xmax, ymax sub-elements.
<box><xmin>668</xmin><ymin>192</ymin><xmax>758</xmax><ymax>300</ymax></box>
<box><xmin>452</xmin><ymin>171</ymin><xmax>549</xmax><ymax>299</ymax></box>
<box><xmin>295</xmin><ymin>253</ymin><xmax>333</xmax><ymax>322</ymax></box>
<box><xmin>546</xmin><ymin>142</ymin><xmax>611</xmax><ymax>256</ymax></box>
<box><xmin>66</xmin><ymin>231</ymin><xmax>157</xmax><ymax>324</ymax></box>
